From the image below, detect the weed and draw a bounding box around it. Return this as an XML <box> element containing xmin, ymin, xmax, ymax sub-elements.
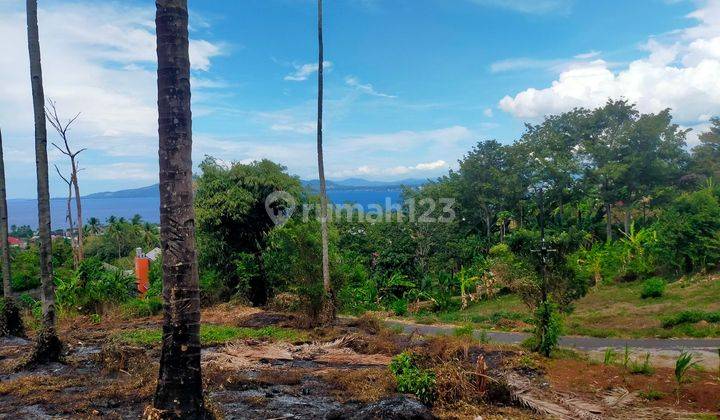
<box><xmin>622</xmin><ymin>345</ymin><xmax>632</xmax><ymax>371</ymax></box>
<box><xmin>389</xmin><ymin>351</ymin><xmax>436</xmax><ymax>405</ymax></box>
<box><xmin>629</xmin><ymin>352</ymin><xmax>654</xmax><ymax>375</ymax></box>
<box><xmin>675</xmin><ymin>350</ymin><xmax>700</xmax><ymax>403</ymax></box>
<box><xmin>453</xmin><ymin>324</ymin><xmax>474</xmax><ymax>338</ymax></box>
<box><xmin>114</xmin><ymin>325</ymin><xmax>307</xmax><ymax>347</ymax></box>
<box><xmin>603</xmin><ymin>347</ymin><xmax>617</xmax><ymax>365</ymax></box>
<box><xmin>89</xmin><ymin>313</ymin><xmax>101</xmax><ymax>324</ymax></box>
<box><xmin>638</xmin><ymin>389</ymin><xmax>665</xmax><ymax>401</ymax></box>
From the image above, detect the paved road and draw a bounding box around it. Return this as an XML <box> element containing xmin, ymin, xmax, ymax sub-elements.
<box><xmin>385</xmin><ymin>319</ymin><xmax>720</xmax><ymax>353</ymax></box>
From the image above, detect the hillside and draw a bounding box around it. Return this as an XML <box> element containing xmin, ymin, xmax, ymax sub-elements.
<box><xmin>409</xmin><ymin>273</ymin><xmax>720</xmax><ymax>339</ymax></box>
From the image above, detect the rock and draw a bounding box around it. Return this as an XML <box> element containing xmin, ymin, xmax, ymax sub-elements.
<box><xmin>325</xmin><ymin>396</ymin><xmax>435</xmax><ymax>420</ymax></box>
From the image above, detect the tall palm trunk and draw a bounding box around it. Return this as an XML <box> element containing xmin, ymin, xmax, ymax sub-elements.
<box><xmin>26</xmin><ymin>0</ymin><xmax>60</xmax><ymax>361</ymax></box>
<box><xmin>0</xmin><ymin>128</ymin><xmax>24</xmax><ymax>337</ymax></box>
<box><xmin>148</xmin><ymin>1</ymin><xmax>204</xmax><ymax>417</ymax></box>
<box><xmin>0</xmin><ymin>129</ymin><xmax>11</xmax><ymax>299</ymax></box>
<box><xmin>316</xmin><ymin>0</ymin><xmax>334</xmax><ymax>321</ymax></box>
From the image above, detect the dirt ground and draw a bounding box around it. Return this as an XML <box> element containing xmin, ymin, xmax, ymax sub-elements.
<box><xmin>0</xmin><ymin>304</ymin><xmax>718</xmax><ymax>419</ymax></box>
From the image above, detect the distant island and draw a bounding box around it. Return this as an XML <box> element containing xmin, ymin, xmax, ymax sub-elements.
<box><xmin>83</xmin><ymin>178</ymin><xmax>428</xmax><ymax>199</ymax></box>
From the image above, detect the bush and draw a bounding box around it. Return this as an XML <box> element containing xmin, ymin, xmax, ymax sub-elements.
<box><xmin>120</xmin><ymin>296</ymin><xmax>163</xmax><ymax>318</ymax></box>
<box><xmin>389</xmin><ymin>298</ymin><xmax>409</xmax><ymax>316</ymax></box>
<box><xmin>56</xmin><ymin>258</ymin><xmax>135</xmax><ymax>313</ymax></box>
<box><xmin>529</xmin><ymin>300</ymin><xmax>562</xmax><ymax>357</ymax></box>
<box><xmin>640</xmin><ymin>277</ymin><xmax>666</xmax><ymax>299</ymax></box>
<box><xmin>389</xmin><ymin>351</ymin><xmax>436</xmax><ymax>405</ymax></box>
<box><xmin>662</xmin><ymin>310</ymin><xmax>720</xmax><ymax>328</ymax></box>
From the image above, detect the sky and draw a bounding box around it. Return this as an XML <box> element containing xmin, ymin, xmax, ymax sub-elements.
<box><xmin>1</xmin><ymin>0</ymin><xmax>719</xmax><ymax>198</ymax></box>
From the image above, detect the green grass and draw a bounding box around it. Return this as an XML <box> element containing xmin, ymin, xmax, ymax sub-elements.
<box><xmin>403</xmin><ymin>274</ymin><xmax>720</xmax><ymax>339</ymax></box>
<box><xmin>114</xmin><ymin>324</ymin><xmax>308</xmax><ymax>347</ymax></box>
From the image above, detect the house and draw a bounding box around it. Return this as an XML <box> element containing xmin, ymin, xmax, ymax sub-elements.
<box><xmin>7</xmin><ymin>236</ymin><xmax>26</xmax><ymax>249</ymax></box>
<box><xmin>145</xmin><ymin>247</ymin><xmax>162</xmax><ymax>261</ymax></box>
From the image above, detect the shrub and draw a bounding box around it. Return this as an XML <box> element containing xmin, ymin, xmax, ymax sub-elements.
<box><xmin>640</xmin><ymin>277</ymin><xmax>666</xmax><ymax>299</ymax></box>
<box><xmin>56</xmin><ymin>258</ymin><xmax>135</xmax><ymax>313</ymax></box>
<box><xmin>661</xmin><ymin>310</ymin><xmax>720</xmax><ymax>328</ymax></box>
<box><xmin>389</xmin><ymin>351</ymin><xmax>436</xmax><ymax>405</ymax></box>
<box><xmin>389</xmin><ymin>298</ymin><xmax>409</xmax><ymax>316</ymax></box>
<box><xmin>529</xmin><ymin>300</ymin><xmax>562</xmax><ymax>357</ymax></box>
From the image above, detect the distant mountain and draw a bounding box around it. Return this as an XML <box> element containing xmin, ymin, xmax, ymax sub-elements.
<box><xmin>82</xmin><ymin>177</ymin><xmax>428</xmax><ymax>199</ymax></box>
<box><xmin>84</xmin><ymin>184</ymin><xmax>159</xmax><ymax>199</ymax></box>
<box><xmin>302</xmin><ymin>178</ymin><xmax>427</xmax><ymax>190</ymax></box>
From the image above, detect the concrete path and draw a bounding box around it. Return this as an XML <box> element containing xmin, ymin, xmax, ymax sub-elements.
<box><xmin>385</xmin><ymin>319</ymin><xmax>720</xmax><ymax>368</ymax></box>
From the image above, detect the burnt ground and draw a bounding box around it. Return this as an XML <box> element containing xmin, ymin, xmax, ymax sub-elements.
<box><xmin>0</xmin><ymin>305</ymin><xmax>718</xmax><ymax>419</ymax></box>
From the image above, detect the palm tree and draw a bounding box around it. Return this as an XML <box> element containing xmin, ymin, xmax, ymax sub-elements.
<box><xmin>86</xmin><ymin>217</ymin><xmax>101</xmax><ymax>235</ymax></box>
<box><xmin>25</xmin><ymin>0</ymin><xmax>62</xmax><ymax>363</ymax></box>
<box><xmin>0</xmin><ymin>128</ymin><xmax>24</xmax><ymax>337</ymax></box>
<box><xmin>316</xmin><ymin>0</ymin><xmax>334</xmax><ymax>323</ymax></box>
<box><xmin>146</xmin><ymin>1</ymin><xmax>204</xmax><ymax>418</ymax></box>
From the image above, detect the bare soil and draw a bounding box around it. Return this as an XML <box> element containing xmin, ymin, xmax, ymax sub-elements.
<box><xmin>0</xmin><ymin>305</ymin><xmax>718</xmax><ymax>419</ymax></box>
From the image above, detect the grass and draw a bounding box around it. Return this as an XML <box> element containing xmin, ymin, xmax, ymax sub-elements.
<box><xmin>404</xmin><ymin>274</ymin><xmax>720</xmax><ymax>339</ymax></box>
<box><xmin>114</xmin><ymin>324</ymin><xmax>308</xmax><ymax>346</ymax></box>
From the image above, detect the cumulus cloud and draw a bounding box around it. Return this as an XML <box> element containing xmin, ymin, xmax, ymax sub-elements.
<box><xmin>331</xmin><ymin>160</ymin><xmax>448</xmax><ymax>178</ymax></box>
<box><xmin>498</xmin><ymin>0</ymin><xmax>720</xmax><ymax>129</ymax></box>
<box><xmin>0</xmin><ymin>1</ymin><xmax>223</xmax><ymax>156</ymax></box>
<box><xmin>284</xmin><ymin>61</ymin><xmax>332</xmax><ymax>81</ymax></box>
<box><xmin>345</xmin><ymin>75</ymin><xmax>397</xmax><ymax>98</ymax></box>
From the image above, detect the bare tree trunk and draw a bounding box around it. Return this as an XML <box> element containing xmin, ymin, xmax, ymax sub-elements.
<box><xmin>316</xmin><ymin>0</ymin><xmax>334</xmax><ymax>322</ymax></box>
<box><xmin>46</xmin><ymin>100</ymin><xmax>84</xmax><ymax>261</ymax></box>
<box><xmin>147</xmin><ymin>1</ymin><xmax>204</xmax><ymax>418</ymax></box>
<box><xmin>0</xmin><ymin>128</ymin><xmax>24</xmax><ymax>337</ymax></box>
<box><xmin>55</xmin><ymin>165</ymin><xmax>77</xmax><ymax>269</ymax></box>
<box><xmin>26</xmin><ymin>0</ymin><xmax>61</xmax><ymax>362</ymax></box>
<box><xmin>71</xmin><ymin>162</ymin><xmax>83</xmax><ymax>260</ymax></box>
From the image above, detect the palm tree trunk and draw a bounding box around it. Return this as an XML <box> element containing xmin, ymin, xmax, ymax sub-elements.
<box><xmin>316</xmin><ymin>0</ymin><xmax>334</xmax><ymax>321</ymax></box>
<box><xmin>149</xmin><ymin>1</ymin><xmax>204</xmax><ymax>417</ymax></box>
<box><xmin>0</xmin><ymin>128</ymin><xmax>23</xmax><ymax>338</ymax></box>
<box><xmin>26</xmin><ymin>0</ymin><xmax>60</xmax><ymax>361</ymax></box>
<box><xmin>0</xmin><ymin>129</ymin><xmax>11</xmax><ymax>299</ymax></box>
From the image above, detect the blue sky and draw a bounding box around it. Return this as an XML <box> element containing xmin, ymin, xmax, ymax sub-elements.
<box><xmin>1</xmin><ymin>0</ymin><xmax>718</xmax><ymax>198</ymax></box>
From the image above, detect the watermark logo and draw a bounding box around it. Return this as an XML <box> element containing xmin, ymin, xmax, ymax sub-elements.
<box><xmin>265</xmin><ymin>190</ymin><xmax>297</xmax><ymax>226</ymax></box>
<box><xmin>265</xmin><ymin>192</ymin><xmax>455</xmax><ymax>225</ymax></box>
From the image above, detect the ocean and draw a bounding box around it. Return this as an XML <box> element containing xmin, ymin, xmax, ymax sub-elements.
<box><xmin>8</xmin><ymin>190</ymin><xmax>403</xmax><ymax>229</ymax></box>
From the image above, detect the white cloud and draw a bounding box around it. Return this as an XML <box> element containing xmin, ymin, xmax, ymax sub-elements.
<box><xmin>498</xmin><ymin>0</ymin><xmax>720</xmax><ymax>124</ymax></box>
<box><xmin>490</xmin><ymin>51</ymin><xmax>607</xmax><ymax>74</ymax></box>
<box><xmin>331</xmin><ymin>160</ymin><xmax>448</xmax><ymax>178</ymax></box>
<box><xmin>467</xmin><ymin>0</ymin><xmax>573</xmax><ymax>14</ymax></box>
<box><xmin>483</xmin><ymin>108</ymin><xmax>494</xmax><ymax>117</ymax></box>
<box><xmin>284</xmin><ymin>61</ymin><xmax>332</xmax><ymax>81</ymax></box>
<box><xmin>344</xmin><ymin>75</ymin><xmax>397</xmax><ymax>98</ymax></box>
<box><xmin>0</xmin><ymin>1</ymin><xmax>222</xmax><ymax>196</ymax></box>
<box><xmin>83</xmin><ymin>162</ymin><xmax>157</xmax><ymax>181</ymax></box>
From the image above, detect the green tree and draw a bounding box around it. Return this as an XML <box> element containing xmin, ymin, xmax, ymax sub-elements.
<box><xmin>691</xmin><ymin>117</ymin><xmax>720</xmax><ymax>182</ymax></box>
<box><xmin>195</xmin><ymin>157</ymin><xmax>302</xmax><ymax>305</ymax></box>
